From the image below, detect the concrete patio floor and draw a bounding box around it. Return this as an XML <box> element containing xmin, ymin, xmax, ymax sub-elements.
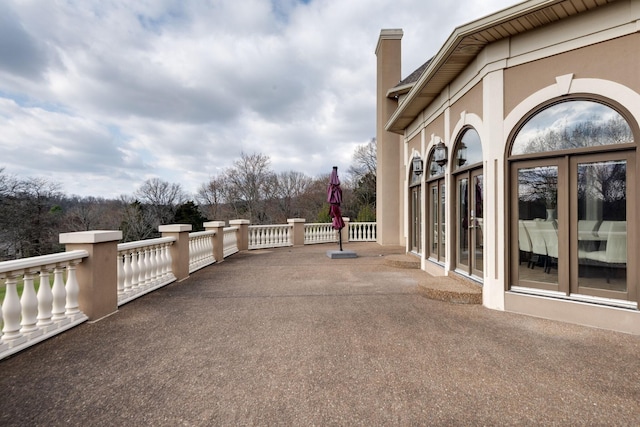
<box><xmin>1</xmin><ymin>242</ymin><xmax>639</xmax><ymax>426</ymax></box>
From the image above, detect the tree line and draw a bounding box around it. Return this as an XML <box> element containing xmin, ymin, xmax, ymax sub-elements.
<box><xmin>0</xmin><ymin>139</ymin><xmax>376</xmax><ymax>260</ymax></box>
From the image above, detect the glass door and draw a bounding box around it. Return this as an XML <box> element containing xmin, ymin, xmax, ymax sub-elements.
<box><xmin>428</xmin><ymin>180</ymin><xmax>446</xmax><ymax>262</ymax></box>
<box><xmin>410</xmin><ymin>185</ymin><xmax>421</xmax><ymax>254</ymax></box>
<box><xmin>571</xmin><ymin>151</ymin><xmax>634</xmax><ymax>301</ymax></box>
<box><xmin>471</xmin><ymin>170</ymin><xmax>484</xmax><ymax>277</ymax></box>
<box><xmin>455</xmin><ymin>169</ymin><xmax>484</xmax><ymax>277</ymax></box>
<box><xmin>511</xmin><ymin>158</ymin><xmax>565</xmax><ymax>293</ymax></box>
<box><xmin>456</xmin><ymin>175</ymin><xmax>469</xmax><ymax>271</ymax></box>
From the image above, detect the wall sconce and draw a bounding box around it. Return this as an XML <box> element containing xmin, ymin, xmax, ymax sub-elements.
<box><xmin>412</xmin><ymin>156</ymin><xmax>423</xmax><ymax>175</ymax></box>
<box><xmin>457</xmin><ymin>142</ymin><xmax>467</xmax><ymax>166</ymax></box>
<box><xmin>430</xmin><ymin>161</ymin><xmax>439</xmax><ymax>176</ymax></box>
<box><xmin>434</xmin><ymin>141</ymin><xmax>447</xmax><ymax>167</ymax></box>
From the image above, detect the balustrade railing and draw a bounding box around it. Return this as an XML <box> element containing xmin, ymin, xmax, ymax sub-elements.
<box><xmin>304</xmin><ymin>223</ymin><xmax>338</xmax><ymax>244</ymax></box>
<box><xmin>1</xmin><ymin>250</ymin><xmax>89</xmax><ymax>360</ymax></box>
<box><xmin>189</xmin><ymin>231</ymin><xmax>216</xmax><ymax>273</ymax></box>
<box><xmin>349</xmin><ymin>222</ymin><xmax>377</xmax><ymax>242</ymax></box>
<box><xmin>249</xmin><ymin>224</ymin><xmax>292</xmax><ymax>249</ymax></box>
<box><xmin>117</xmin><ymin>237</ymin><xmax>176</xmax><ymax>306</ymax></box>
<box><xmin>223</xmin><ymin>227</ymin><xmax>239</xmax><ymax>258</ymax></box>
<box><xmin>1</xmin><ymin>220</ymin><xmax>377</xmax><ymax>360</ymax></box>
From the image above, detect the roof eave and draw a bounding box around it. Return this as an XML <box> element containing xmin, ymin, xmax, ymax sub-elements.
<box><xmin>384</xmin><ymin>0</ymin><xmax>570</xmax><ymax>134</ymax></box>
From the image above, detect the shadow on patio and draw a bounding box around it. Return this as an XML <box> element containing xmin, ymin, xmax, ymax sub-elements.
<box><xmin>1</xmin><ymin>242</ymin><xmax>639</xmax><ymax>425</ymax></box>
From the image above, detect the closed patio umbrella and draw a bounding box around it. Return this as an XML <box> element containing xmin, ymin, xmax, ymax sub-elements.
<box><xmin>327</xmin><ymin>166</ymin><xmax>345</xmax><ymax>251</ymax></box>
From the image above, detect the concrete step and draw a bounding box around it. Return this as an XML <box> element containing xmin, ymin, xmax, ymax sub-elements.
<box><xmin>384</xmin><ymin>254</ymin><xmax>421</xmax><ymax>269</ymax></box>
<box><xmin>417</xmin><ymin>275</ymin><xmax>482</xmax><ymax>304</ymax></box>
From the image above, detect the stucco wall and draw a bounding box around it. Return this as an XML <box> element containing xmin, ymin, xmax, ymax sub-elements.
<box><xmin>504</xmin><ymin>33</ymin><xmax>640</xmax><ymax>119</ymax></box>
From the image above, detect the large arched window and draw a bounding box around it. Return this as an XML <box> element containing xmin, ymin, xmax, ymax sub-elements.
<box><xmin>509</xmin><ymin>98</ymin><xmax>637</xmax><ymax>305</ymax></box>
<box><xmin>453</xmin><ymin>128</ymin><xmax>483</xmax><ymax>278</ymax></box>
<box><xmin>427</xmin><ymin>148</ymin><xmax>446</xmax><ymax>263</ymax></box>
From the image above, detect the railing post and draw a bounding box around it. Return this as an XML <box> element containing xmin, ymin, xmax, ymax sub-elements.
<box><xmin>204</xmin><ymin>221</ymin><xmax>226</xmax><ymax>263</ymax></box>
<box><xmin>341</xmin><ymin>217</ymin><xmax>350</xmax><ymax>244</ymax></box>
<box><xmin>229</xmin><ymin>219</ymin><xmax>250</xmax><ymax>251</ymax></box>
<box><xmin>59</xmin><ymin>231</ymin><xmax>122</xmax><ymax>321</ymax></box>
<box><xmin>287</xmin><ymin>218</ymin><xmax>306</xmax><ymax>246</ymax></box>
<box><xmin>159</xmin><ymin>224</ymin><xmax>192</xmax><ymax>282</ymax></box>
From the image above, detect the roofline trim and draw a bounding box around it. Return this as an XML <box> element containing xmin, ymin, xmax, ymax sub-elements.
<box><xmin>384</xmin><ymin>0</ymin><xmax>570</xmax><ymax>133</ymax></box>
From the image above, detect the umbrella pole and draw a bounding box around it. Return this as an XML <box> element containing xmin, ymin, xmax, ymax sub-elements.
<box><xmin>339</xmin><ymin>228</ymin><xmax>343</xmax><ymax>251</ymax></box>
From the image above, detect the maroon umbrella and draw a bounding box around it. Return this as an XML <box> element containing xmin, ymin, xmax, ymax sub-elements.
<box><xmin>327</xmin><ymin>166</ymin><xmax>345</xmax><ymax>251</ymax></box>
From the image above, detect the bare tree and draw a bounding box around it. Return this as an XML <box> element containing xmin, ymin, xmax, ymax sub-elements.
<box><xmin>273</xmin><ymin>170</ymin><xmax>313</xmax><ymax>221</ymax></box>
<box><xmin>348</xmin><ymin>138</ymin><xmax>377</xmax><ymax>220</ymax></box>
<box><xmin>225</xmin><ymin>152</ymin><xmax>277</xmax><ymax>224</ymax></box>
<box><xmin>64</xmin><ymin>196</ymin><xmax>124</xmax><ymax>231</ymax></box>
<box><xmin>0</xmin><ymin>176</ymin><xmax>65</xmax><ymax>258</ymax></box>
<box><xmin>119</xmin><ymin>195</ymin><xmax>157</xmax><ymax>242</ymax></box>
<box><xmin>134</xmin><ymin>178</ymin><xmax>188</xmax><ymax>228</ymax></box>
<box><xmin>196</xmin><ymin>175</ymin><xmax>229</xmax><ymax>221</ymax></box>
<box><xmin>348</xmin><ymin>137</ymin><xmax>377</xmax><ymax>182</ymax></box>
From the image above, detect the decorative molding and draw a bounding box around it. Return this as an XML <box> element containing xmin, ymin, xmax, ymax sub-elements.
<box><xmin>555</xmin><ymin>74</ymin><xmax>574</xmax><ymax>96</ymax></box>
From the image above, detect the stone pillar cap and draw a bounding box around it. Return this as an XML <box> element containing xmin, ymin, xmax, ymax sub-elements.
<box><xmin>60</xmin><ymin>230</ymin><xmax>122</xmax><ymax>244</ymax></box>
<box><xmin>229</xmin><ymin>219</ymin><xmax>251</xmax><ymax>225</ymax></box>
<box><xmin>203</xmin><ymin>221</ymin><xmax>226</xmax><ymax>227</ymax></box>
<box><xmin>158</xmin><ymin>224</ymin><xmax>192</xmax><ymax>232</ymax></box>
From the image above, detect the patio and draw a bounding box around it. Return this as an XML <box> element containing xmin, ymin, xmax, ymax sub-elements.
<box><xmin>1</xmin><ymin>242</ymin><xmax>639</xmax><ymax>426</ymax></box>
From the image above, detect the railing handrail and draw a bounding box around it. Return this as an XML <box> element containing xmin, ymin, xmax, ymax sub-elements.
<box><xmin>0</xmin><ymin>250</ymin><xmax>89</xmax><ymax>275</ymax></box>
<box><xmin>117</xmin><ymin>236</ymin><xmax>176</xmax><ymax>252</ymax></box>
<box><xmin>249</xmin><ymin>224</ymin><xmax>291</xmax><ymax>229</ymax></box>
<box><xmin>189</xmin><ymin>230</ymin><xmax>216</xmax><ymax>238</ymax></box>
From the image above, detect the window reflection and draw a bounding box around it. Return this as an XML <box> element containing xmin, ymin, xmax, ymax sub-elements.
<box><xmin>454</xmin><ymin>128</ymin><xmax>482</xmax><ymax>169</ymax></box>
<box><xmin>428</xmin><ymin>150</ymin><xmax>445</xmax><ymax>178</ymax></box>
<box><xmin>512</xmin><ymin>100</ymin><xmax>633</xmax><ymax>155</ymax></box>
<box><xmin>517</xmin><ymin>166</ymin><xmax>559</xmax><ymax>286</ymax></box>
<box><xmin>577</xmin><ymin>160</ymin><xmax>627</xmax><ymax>292</ymax></box>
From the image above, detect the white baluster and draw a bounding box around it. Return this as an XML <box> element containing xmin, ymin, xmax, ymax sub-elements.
<box><xmin>36</xmin><ymin>268</ymin><xmax>53</xmax><ymax>327</ymax></box>
<box><xmin>20</xmin><ymin>272</ymin><xmax>38</xmax><ymax>333</ymax></box>
<box><xmin>117</xmin><ymin>253</ymin><xmax>125</xmax><ymax>294</ymax></box>
<box><xmin>137</xmin><ymin>249</ymin><xmax>146</xmax><ymax>286</ymax></box>
<box><xmin>152</xmin><ymin>246</ymin><xmax>159</xmax><ymax>281</ymax></box>
<box><xmin>123</xmin><ymin>251</ymin><xmax>132</xmax><ymax>291</ymax></box>
<box><xmin>159</xmin><ymin>244</ymin><xmax>167</xmax><ymax>277</ymax></box>
<box><xmin>51</xmin><ymin>266</ymin><xmax>66</xmax><ymax>321</ymax></box>
<box><xmin>65</xmin><ymin>260</ymin><xmax>81</xmax><ymax>315</ymax></box>
<box><xmin>155</xmin><ymin>245</ymin><xmax>162</xmax><ymax>280</ymax></box>
<box><xmin>2</xmin><ymin>275</ymin><xmax>23</xmax><ymax>340</ymax></box>
<box><xmin>165</xmin><ymin>244</ymin><xmax>173</xmax><ymax>275</ymax></box>
<box><xmin>142</xmin><ymin>247</ymin><xmax>150</xmax><ymax>284</ymax></box>
<box><xmin>131</xmin><ymin>249</ymin><xmax>140</xmax><ymax>288</ymax></box>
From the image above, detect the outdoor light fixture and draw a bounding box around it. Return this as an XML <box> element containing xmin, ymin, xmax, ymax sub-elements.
<box><xmin>434</xmin><ymin>141</ymin><xmax>447</xmax><ymax>167</ymax></box>
<box><xmin>457</xmin><ymin>142</ymin><xmax>467</xmax><ymax>166</ymax></box>
<box><xmin>412</xmin><ymin>156</ymin><xmax>423</xmax><ymax>175</ymax></box>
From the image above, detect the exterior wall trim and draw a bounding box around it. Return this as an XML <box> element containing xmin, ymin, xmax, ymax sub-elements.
<box><xmin>505</xmin><ymin>292</ymin><xmax>640</xmax><ymax>335</ymax></box>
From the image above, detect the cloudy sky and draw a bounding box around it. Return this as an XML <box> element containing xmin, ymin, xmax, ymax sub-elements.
<box><xmin>0</xmin><ymin>0</ymin><xmax>517</xmax><ymax>199</ymax></box>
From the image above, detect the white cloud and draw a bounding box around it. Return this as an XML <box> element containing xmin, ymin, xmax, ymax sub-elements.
<box><xmin>0</xmin><ymin>0</ymin><xmax>517</xmax><ymax>198</ymax></box>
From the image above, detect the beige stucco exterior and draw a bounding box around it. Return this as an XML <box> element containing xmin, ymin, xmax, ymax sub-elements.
<box><xmin>376</xmin><ymin>0</ymin><xmax>640</xmax><ymax>333</ymax></box>
<box><xmin>375</xmin><ymin>29</ymin><xmax>404</xmax><ymax>245</ymax></box>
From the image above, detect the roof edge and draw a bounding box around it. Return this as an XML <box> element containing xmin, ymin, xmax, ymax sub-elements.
<box><xmin>385</xmin><ymin>0</ymin><xmax>570</xmax><ymax>134</ymax></box>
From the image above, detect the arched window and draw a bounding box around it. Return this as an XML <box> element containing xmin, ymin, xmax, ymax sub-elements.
<box><xmin>409</xmin><ymin>157</ymin><xmax>422</xmax><ymax>254</ymax></box>
<box><xmin>512</xmin><ymin>100</ymin><xmax>633</xmax><ymax>155</ymax></box>
<box><xmin>454</xmin><ymin>128</ymin><xmax>482</xmax><ymax>170</ymax></box>
<box><xmin>509</xmin><ymin>98</ymin><xmax>637</xmax><ymax>305</ymax></box>
<box><xmin>427</xmin><ymin>148</ymin><xmax>446</xmax><ymax>262</ymax></box>
<box><xmin>452</xmin><ymin>127</ymin><xmax>484</xmax><ymax>278</ymax></box>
